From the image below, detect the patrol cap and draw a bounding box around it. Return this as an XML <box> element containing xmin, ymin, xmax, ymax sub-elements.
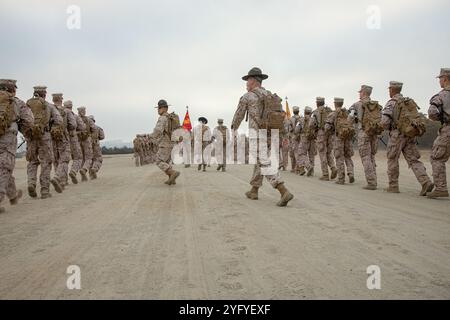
<box><xmin>304</xmin><ymin>106</ymin><xmax>313</xmax><ymax>114</ymax></box>
<box><xmin>334</xmin><ymin>97</ymin><xmax>344</xmax><ymax>104</ymax></box>
<box><xmin>218</xmin><ymin>118</ymin><xmax>224</xmax><ymax>124</ymax></box>
<box><xmin>63</xmin><ymin>100</ymin><xmax>73</xmax><ymax>108</ymax></box>
<box><xmin>155</xmin><ymin>99</ymin><xmax>170</xmax><ymax>108</ymax></box>
<box><xmin>293</xmin><ymin>106</ymin><xmax>300</xmax><ymax>113</ymax></box>
<box><xmin>389</xmin><ymin>81</ymin><xmax>403</xmax><ymax>89</ymax></box>
<box><xmin>33</xmin><ymin>86</ymin><xmax>47</xmax><ymax>92</ymax></box>
<box><xmin>0</xmin><ymin>79</ymin><xmax>17</xmax><ymax>89</ymax></box>
<box><xmin>316</xmin><ymin>97</ymin><xmax>325</xmax><ymax>103</ymax></box>
<box><xmin>437</xmin><ymin>68</ymin><xmax>450</xmax><ymax>78</ymax></box>
<box><xmin>77</xmin><ymin>106</ymin><xmax>86</xmax><ymax>112</ymax></box>
<box><xmin>358</xmin><ymin>85</ymin><xmax>373</xmax><ymax>95</ymax></box>
<box><xmin>52</xmin><ymin>93</ymin><xmax>63</xmax><ymax>98</ymax></box>
<box><xmin>88</xmin><ymin>115</ymin><xmax>95</xmax><ymax>122</ymax></box>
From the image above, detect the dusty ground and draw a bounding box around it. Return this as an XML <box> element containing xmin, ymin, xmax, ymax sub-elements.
<box><xmin>0</xmin><ymin>152</ymin><xmax>449</xmax><ymax>300</ymax></box>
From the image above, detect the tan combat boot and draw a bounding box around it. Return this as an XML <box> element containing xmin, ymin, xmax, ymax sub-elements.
<box><xmin>420</xmin><ymin>181</ymin><xmax>434</xmax><ymax>197</ymax></box>
<box><xmin>307</xmin><ymin>167</ymin><xmax>314</xmax><ymax>177</ymax></box>
<box><xmin>335</xmin><ymin>180</ymin><xmax>345</xmax><ymax>185</ymax></box>
<box><xmin>50</xmin><ymin>178</ymin><xmax>63</xmax><ymax>194</ymax></box>
<box><xmin>198</xmin><ymin>164</ymin><xmax>202</xmax><ymax>171</ymax></box>
<box><xmin>384</xmin><ymin>185</ymin><xmax>400</xmax><ymax>193</ymax></box>
<box><xmin>427</xmin><ymin>190</ymin><xmax>449</xmax><ymax>199</ymax></box>
<box><xmin>28</xmin><ymin>185</ymin><xmax>37</xmax><ymax>198</ymax></box>
<box><xmin>69</xmin><ymin>171</ymin><xmax>78</xmax><ymax>184</ymax></box>
<box><xmin>363</xmin><ymin>185</ymin><xmax>377</xmax><ymax>191</ymax></box>
<box><xmin>320</xmin><ymin>175</ymin><xmax>330</xmax><ymax>181</ymax></box>
<box><xmin>41</xmin><ymin>189</ymin><xmax>52</xmax><ymax>199</ymax></box>
<box><xmin>330</xmin><ymin>167</ymin><xmax>337</xmax><ymax>180</ymax></box>
<box><xmin>217</xmin><ymin>165</ymin><xmax>222</xmax><ymax>171</ymax></box>
<box><xmin>10</xmin><ymin>190</ymin><xmax>23</xmax><ymax>206</ymax></box>
<box><xmin>349</xmin><ymin>175</ymin><xmax>355</xmax><ymax>184</ymax></box>
<box><xmin>165</xmin><ymin>169</ymin><xmax>180</xmax><ymax>185</ymax></box>
<box><xmin>245</xmin><ymin>186</ymin><xmax>259</xmax><ymax>200</ymax></box>
<box><xmin>276</xmin><ymin>183</ymin><xmax>294</xmax><ymax>207</ymax></box>
<box><xmin>202</xmin><ymin>164</ymin><xmax>207</xmax><ymax>172</ymax></box>
<box><xmin>297</xmin><ymin>167</ymin><xmax>306</xmax><ymax>176</ymax></box>
<box><xmin>80</xmin><ymin>169</ymin><xmax>88</xmax><ymax>182</ymax></box>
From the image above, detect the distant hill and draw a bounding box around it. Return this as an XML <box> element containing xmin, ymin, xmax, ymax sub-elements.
<box><xmin>100</xmin><ymin>140</ymin><xmax>133</xmax><ymax>149</ymax></box>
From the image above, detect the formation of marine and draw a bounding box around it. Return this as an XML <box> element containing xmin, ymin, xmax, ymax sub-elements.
<box><xmin>146</xmin><ymin>67</ymin><xmax>450</xmax><ymax>206</ymax></box>
<box><xmin>0</xmin><ymin>80</ymin><xmax>105</xmax><ymax>213</ymax></box>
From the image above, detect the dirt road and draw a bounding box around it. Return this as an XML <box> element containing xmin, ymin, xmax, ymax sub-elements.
<box><xmin>0</xmin><ymin>152</ymin><xmax>449</xmax><ymax>299</ymax></box>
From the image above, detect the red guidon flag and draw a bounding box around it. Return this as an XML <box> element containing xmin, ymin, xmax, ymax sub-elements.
<box><xmin>182</xmin><ymin>107</ymin><xmax>192</xmax><ymax>132</ymax></box>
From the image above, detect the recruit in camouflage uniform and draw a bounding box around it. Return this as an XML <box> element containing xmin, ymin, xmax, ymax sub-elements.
<box><xmin>288</xmin><ymin>106</ymin><xmax>301</xmax><ymax>173</ymax></box>
<box><xmin>349</xmin><ymin>85</ymin><xmax>380</xmax><ymax>190</ymax></box>
<box><xmin>195</xmin><ymin>117</ymin><xmax>212</xmax><ymax>172</ymax></box>
<box><xmin>133</xmin><ymin>135</ymin><xmax>142</xmax><ymax>166</ymax></box>
<box><xmin>78</xmin><ymin>107</ymin><xmax>95</xmax><ymax>182</ymax></box>
<box><xmin>325</xmin><ymin>98</ymin><xmax>355</xmax><ymax>185</ymax></box>
<box><xmin>26</xmin><ymin>86</ymin><xmax>63</xmax><ymax>199</ymax></box>
<box><xmin>381</xmin><ymin>81</ymin><xmax>434</xmax><ymax>195</ymax></box>
<box><xmin>294</xmin><ymin>106</ymin><xmax>316</xmax><ymax>176</ymax></box>
<box><xmin>0</xmin><ymin>79</ymin><xmax>34</xmax><ymax>213</ymax></box>
<box><xmin>231</xmin><ymin>67</ymin><xmax>294</xmax><ymax>207</ymax></box>
<box><xmin>310</xmin><ymin>97</ymin><xmax>337</xmax><ymax>181</ymax></box>
<box><xmin>279</xmin><ymin>113</ymin><xmax>290</xmax><ymax>171</ymax></box>
<box><xmin>65</xmin><ymin>100</ymin><xmax>85</xmax><ymax>184</ymax></box>
<box><xmin>213</xmin><ymin>118</ymin><xmax>230</xmax><ymax>172</ymax></box>
<box><xmin>427</xmin><ymin>68</ymin><xmax>450</xmax><ymax>199</ymax></box>
<box><xmin>89</xmin><ymin>115</ymin><xmax>105</xmax><ymax>179</ymax></box>
<box><xmin>149</xmin><ymin>99</ymin><xmax>180</xmax><ymax>185</ymax></box>
<box><xmin>50</xmin><ymin>93</ymin><xmax>74</xmax><ymax>192</ymax></box>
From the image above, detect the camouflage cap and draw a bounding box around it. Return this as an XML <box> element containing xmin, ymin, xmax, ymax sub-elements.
<box><xmin>0</xmin><ymin>79</ymin><xmax>17</xmax><ymax>89</ymax></box>
<box><xmin>218</xmin><ymin>118</ymin><xmax>224</xmax><ymax>124</ymax></box>
<box><xmin>389</xmin><ymin>81</ymin><xmax>403</xmax><ymax>89</ymax></box>
<box><xmin>52</xmin><ymin>93</ymin><xmax>63</xmax><ymax>98</ymax></box>
<box><xmin>293</xmin><ymin>106</ymin><xmax>300</xmax><ymax>112</ymax></box>
<box><xmin>33</xmin><ymin>86</ymin><xmax>47</xmax><ymax>92</ymax></box>
<box><xmin>437</xmin><ymin>68</ymin><xmax>450</xmax><ymax>78</ymax></box>
<box><xmin>304</xmin><ymin>106</ymin><xmax>313</xmax><ymax>114</ymax></box>
<box><xmin>358</xmin><ymin>85</ymin><xmax>373</xmax><ymax>95</ymax></box>
<box><xmin>334</xmin><ymin>97</ymin><xmax>344</xmax><ymax>104</ymax></box>
<box><xmin>63</xmin><ymin>100</ymin><xmax>73</xmax><ymax>108</ymax></box>
<box><xmin>88</xmin><ymin>115</ymin><xmax>95</xmax><ymax>122</ymax></box>
<box><xmin>316</xmin><ymin>97</ymin><xmax>325</xmax><ymax>103</ymax></box>
<box><xmin>77</xmin><ymin>106</ymin><xmax>86</xmax><ymax>112</ymax></box>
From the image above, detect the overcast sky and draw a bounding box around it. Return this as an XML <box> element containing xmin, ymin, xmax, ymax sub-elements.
<box><xmin>1</xmin><ymin>0</ymin><xmax>449</xmax><ymax>141</ymax></box>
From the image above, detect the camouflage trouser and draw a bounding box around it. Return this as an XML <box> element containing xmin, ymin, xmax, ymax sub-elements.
<box><xmin>156</xmin><ymin>146</ymin><xmax>172</xmax><ymax>172</ymax></box>
<box><xmin>357</xmin><ymin>130</ymin><xmax>378</xmax><ymax>186</ymax></box>
<box><xmin>289</xmin><ymin>138</ymin><xmax>299</xmax><ymax>170</ymax></box>
<box><xmin>0</xmin><ymin>151</ymin><xmax>18</xmax><ymax>204</ymax></box>
<box><xmin>250</xmin><ymin>141</ymin><xmax>283</xmax><ymax>188</ymax></box>
<box><xmin>334</xmin><ymin>136</ymin><xmax>354</xmax><ymax>182</ymax></box>
<box><xmin>296</xmin><ymin>136</ymin><xmax>316</xmax><ymax>170</ymax></box>
<box><xmin>91</xmin><ymin>141</ymin><xmax>103</xmax><ymax>173</ymax></box>
<box><xmin>386</xmin><ymin>130</ymin><xmax>431</xmax><ymax>188</ymax></box>
<box><xmin>53</xmin><ymin>137</ymin><xmax>71</xmax><ymax>184</ymax></box>
<box><xmin>69</xmin><ymin>134</ymin><xmax>83</xmax><ymax>174</ymax></box>
<box><xmin>216</xmin><ymin>143</ymin><xmax>227</xmax><ymax>168</ymax></box>
<box><xmin>316</xmin><ymin>129</ymin><xmax>336</xmax><ymax>176</ymax></box>
<box><xmin>26</xmin><ymin>136</ymin><xmax>53</xmax><ymax>194</ymax></box>
<box><xmin>80</xmin><ymin>136</ymin><xmax>93</xmax><ymax>171</ymax></box>
<box><xmin>281</xmin><ymin>138</ymin><xmax>289</xmax><ymax>169</ymax></box>
<box><xmin>430</xmin><ymin>124</ymin><xmax>450</xmax><ymax>192</ymax></box>
<box><xmin>134</xmin><ymin>152</ymin><xmax>140</xmax><ymax>167</ymax></box>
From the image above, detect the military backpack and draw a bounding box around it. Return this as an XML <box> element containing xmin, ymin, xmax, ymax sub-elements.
<box><xmin>0</xmin><ymin>91</ymin><xmax>16</xmax><ymax>137</ymax></box>
<box><xmin>165</xmin><ymin>112</ymin><xmax>181</xmax><ymax>137</ymax></box>
<box><xmin>253</xmin><ymin>90</ymin><xmax>285</xmax><ymax>133</ymax></box>
<box><xmin>335</xmin><ymin>109</ymin><xmax>355</xmax><ymax>140</ymax></box>
<box><xmin>361</xmin><ymin>100</ymin><xmax>383</xmax><ymax>136</ymax></box>
<box><xmin>392</xmin><ymin>97</ymin><xmax>426</xmax><ymax>138</ymax></box>
<box><xmin>26</xmin><ymin>96</ymin><xmax>50</xmax><ymax>140</ymax></box>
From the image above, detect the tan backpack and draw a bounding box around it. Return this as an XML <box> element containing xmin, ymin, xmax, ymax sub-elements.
<box><xmin>335</xmin><ymin>109</ymin><xmax>355</xmax><ymax>139</ymax></box>
<box><xmin>27</xmin><ymin>97</ymin><xmax>50</xmax><ymax>139</ymax></box>
<box><xmin>0</xmin><ymin>91</ymin><xmax>16</xmax><ymax>137</ymax></box>
<box><xmin>392</xmin><ymin>97</ymin><xmax>426</xmax><ymax>138</ymax></box>
<box><xmin>253</xmin><ymin>90</ymin><xmax>285</xmax><ymax>133</ymax></box>
<box><xmin>303</xmin><ymin>117</ymin><xmax>316</xmax><ymax>140</ymax></box>
<box><xmin>51</xmin><ymin>106</ymin><xmax>67</xmax><ymax>141</ymax></box>
<box><xmin>361</xmin><ymin>100</ymin><xmax>383</xmax><ymax>136</ymax></box>
<box><xmin>314</xmin><ymin>107</ymin><xmax>332</xmax><ymax>130</ymax></box>
<box><xmin>165</xmin><ymin>112</ymin><xmax>181</xmax><ymax>136</ymax></box>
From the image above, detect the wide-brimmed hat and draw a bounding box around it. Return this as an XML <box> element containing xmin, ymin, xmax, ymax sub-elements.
<box><xmin>155</xmin><ymin>99</ymin><xmax>170</xmax><ymax>108</ymax></box>
<box><xmin>242</xmin><ymin>67</ymin><xmax>269</xmax><ymax>81</ymax></box>
<box><xmin>198</xmin><ymin>117</ymin><xmax>208</xmax><ymax>124</ymax></box>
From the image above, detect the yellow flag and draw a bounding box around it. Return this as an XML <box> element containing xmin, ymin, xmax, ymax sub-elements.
<box><xmin>285</xmin><ymin>97</ymin><xmax>291</xmax><ymax>119</ymax></box>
